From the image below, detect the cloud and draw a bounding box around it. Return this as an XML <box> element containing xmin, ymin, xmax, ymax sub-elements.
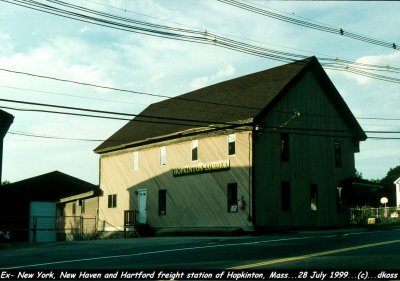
<box><xmin>80</xmin><ymin>26</ymin><xmax>89</xmax><ymax>33</ymax></box>
<box><xmin>343</xmin><ymin>52</ymin><xmax>400</xmax><ymax>85</ymax></box>
<box><xmin>189</xmin><ymin>64</ymin><xmax>236</xmax><ymax>90</ymax></box>
<box><xmin>149</xmin><ymin>72</ymin><xmax>165</xmax><ymax>83</ymax></box>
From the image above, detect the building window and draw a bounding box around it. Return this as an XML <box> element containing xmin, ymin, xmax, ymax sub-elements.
<box><xmin>337</xmin><ymin>186</ymin><xmax>343</xmax><ymax>212</ymax></box>
<box><xmin>160</xmin><ymin>146</ymin><xmax>166</xmax><ymax>166</ymax></box>
<box><xmin>227</xmin><ymin>183</ymin><xmax>238</xmax><ymax>213</ymax></box>
<box><xmin>191</xmin><ymin>140</ymin><xmax>198</xmax><ymax>161</ymax></box>
<box><xmin>79</xmin><ymin>199</ymin><xmax>85</xmax><ymax>214</ymax></box>
<box><xmin>72</xmin><ymin>202</ymin><xmax>76</xmax><ymax>215</ymax></box>
<box><xmin>108</xmin><ymin>194</ymin><xmax>117</xmax><ymax>208</ymax></box>
<box><xmin>281</xmin><ymin>133</ymin><xmax>289</xmax><ymax>161</ymax></box>
<box><xmin>133</xmin><ymin>151</ymin><xmax>139</xmax><ymax>171</ymax></box>
<box><xmin>334</xmin><ymin>141</ymin><xmax>342</xmax><ymax>168</ymax></box>
<box><xmin>310</xmin><ymin>184</ymin><xmax>318</xmax><ymax>211</ymax></box>
<box><xmin>281</xmin><ymin>181</ymin><xmax>291</xmax><ymax>211</ymax></box>
<box><xmin>228</xmin><ymin>134</ymin><xmax>236</xmax><ymax>155</ymax></box>
<box><xmin>158</xmin><ymin>189</ymin><xmax>166</xmax><ymax>216</ymax></box>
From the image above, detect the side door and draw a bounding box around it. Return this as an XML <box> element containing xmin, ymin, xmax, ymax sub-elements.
<box><xmin>137</xmin><ymin>189</ymin><xmax>147</xmax><ymax>224</ymax></box>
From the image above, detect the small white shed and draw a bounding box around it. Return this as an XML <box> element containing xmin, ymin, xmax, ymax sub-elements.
<box><xmin>395</xmin><ymin>178</ymin><xmax>400</xmax><ymax>207</ymax></box>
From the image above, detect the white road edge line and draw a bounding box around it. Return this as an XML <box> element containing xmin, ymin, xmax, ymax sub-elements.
<box><xmin>3</xmin><ymin>228</ymin><xmax>398</xmax><ymax>269</ymax></box>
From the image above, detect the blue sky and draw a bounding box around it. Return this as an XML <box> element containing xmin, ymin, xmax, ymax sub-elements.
<box><xmin>0</xmin><ymin>0</ymin><xmax>399</xmax><ymax>184</ymax></box>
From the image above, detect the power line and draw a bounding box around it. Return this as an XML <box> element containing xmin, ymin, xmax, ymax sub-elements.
<box><xmin>83</xmin><ymin>0</ymin><xmax>400</xmax><ymax>72</ymax></box>
<box><xmin>217</xmin><ymin>0</ymin><xmax>399</xmax><ymax>51</ymax></box>
<box><xmin>0</xmin><ymin>67</ymin><xmax>262</xmax><ymax>111</ymax></box>
<box><xmin>8</xmin><ymin>125</ymin><xmax>400</xmax><ymax>143</ymax></box>
<box><xmin>8</xmin><ymin>130</ymin><xmax>104</xmax><ymax>142</ymax></box>
<box><xmin>0</xmin><ymin>85</ymin><xmax>149</xmax><ymax>106</ymax></box>
<box><xmin>3</xmin><ymin>0</ymin><xmax>400</xmax><ymax>83</ymax></box>
<box><xmin>1</xmin><ymin>70</ymin><xmax>400</xmax><ymax>124</ymax></box>
<box><xmin>82</xmin><ymin>0</ymin><xmax>336</xmax><ymax>60</ymax></box>
<box><xmin>1</xmin><ymin>99</ymin><xmax>399</xmax><ymax>138</ymax></box>
<box><xmin>0</xmin><ymin>100</ymin><xmax>253</xmax><ymax>128</ymax></box>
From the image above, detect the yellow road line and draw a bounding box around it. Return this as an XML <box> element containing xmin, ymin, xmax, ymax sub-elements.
<box><xmin>230</xmin><ymin>239</ymin><xmax>400</xmax><ymax>270</ymax></box>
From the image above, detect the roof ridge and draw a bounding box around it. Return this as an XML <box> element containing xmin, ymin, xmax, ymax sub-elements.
<box><xmin>94</xmin><ymin>56</ymin><xmax>328</xmax><ymax>154</ymax></box>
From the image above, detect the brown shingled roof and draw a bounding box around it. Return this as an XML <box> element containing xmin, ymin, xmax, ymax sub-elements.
<box><xmin>94</xmin><ymin>57</ymin><xmax>365</xmax><ymax>154</ymax></box>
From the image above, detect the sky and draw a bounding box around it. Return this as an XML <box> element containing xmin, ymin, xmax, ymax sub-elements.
<box><xmin>0</xmin><ymin>0</ymin><xmax>399</xmax><ymax>185</ymax></box>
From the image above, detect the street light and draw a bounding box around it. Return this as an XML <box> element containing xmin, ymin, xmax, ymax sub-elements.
<box><xmin>380</xmin><ymin>197</ymin><xmax>388</xmax><ymax>207</ymax></box>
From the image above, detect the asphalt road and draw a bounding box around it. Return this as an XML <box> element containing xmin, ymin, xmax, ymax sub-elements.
<box><xmin>0</xmin><ymin>227</ymin><xmax>399</xmax><ymax>271</ymax></box>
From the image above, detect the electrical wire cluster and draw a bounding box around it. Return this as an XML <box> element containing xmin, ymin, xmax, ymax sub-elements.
<box><xmin>0</xmin><ymin>0</ymin><xmax>399</xmax><ymax>143</ymax></box>
<box><xmin>2</xmin><ymin>0</ymin><xmax>400</xmax><ymax>84</ymax></box>
<box><xmin>2</xmin><ymin>97</ymin><xmax>400</xmax><ymax>142</ymax></box>
<box><xmin>218</xmin><ymin>0</ymin><xmax>399</xmax><ymax>51</ymax></box>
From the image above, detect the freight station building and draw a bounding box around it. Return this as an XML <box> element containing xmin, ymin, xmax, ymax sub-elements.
<box><xmin>94</xmin><ymin>57</ymin><xmax>366</xmax><ymax>233</ymax></box>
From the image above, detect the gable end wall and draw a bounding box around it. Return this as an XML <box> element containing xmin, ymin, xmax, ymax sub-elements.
<box><xmin>254</xmin><ymin>71</ymin><xmax>356</xmax><ymax>227</ymax></box>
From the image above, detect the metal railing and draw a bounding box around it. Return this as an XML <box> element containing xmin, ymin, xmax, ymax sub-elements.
<box><xmin>349</xmin><ymin>207</ymin><xmax>400</xmax><ymax>225</ymax></box>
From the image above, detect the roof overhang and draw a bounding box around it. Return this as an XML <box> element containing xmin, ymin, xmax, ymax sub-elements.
<box><xmin>341</xmin><ymin>177</ymin><xmax>382</xmax><ymax>189</ymax></box>
<box><xmin>58</xmin><ymin>189</ymin><xmax>102</xmax><ymax>203</ymax></box>
<box><xmin>95</xmin><ymin>118</ymin><xmax>254</xmax><ymax>154</ymax></box>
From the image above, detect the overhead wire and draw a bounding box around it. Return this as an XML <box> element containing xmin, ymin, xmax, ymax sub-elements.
<box><xmin>217</xmin><ymin>0</ymin><xmax>399</xmax><ymax>51</ymax></box>
<box><xmin>1</xmin><ymin>99</ymin><xmax>399</xmax><ymax>142</ymax></box>
<box><xmin>0</xmin><ymin>85</ymin><xmax>149</xmax><ymax>106</ymax></box>
<box><xmin>1</xmin><ymin>0</ymin><xmax>399</xmax><ymax>84</ymax></box>
<box><xmin>0</xmin><ymin>0</ymin><xmax>398</xmax><ymax>141</ymax></box>
<box><xmin>0</xmin><ymin>67</ymin><xmax>263</xmax><ymax>111</ymax></box>
<box><xmin>80</xmin><ymin>0</ymin><xmax>400</xmax><ymax>75</ymax></box>
<box><xmin>1</xmin><ymin>68</ymin><xmax>400</xmax><ymax>123</ymax></box>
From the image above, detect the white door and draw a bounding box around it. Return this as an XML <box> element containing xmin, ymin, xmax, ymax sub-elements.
<box><xmin>29</xmin><ymin>201</ymin><xmax>56</xmax><ymax>242</ymax></box>
<box><xmin>137</xmin><ymin>189</ymin><xmax>147</xmax><ymax>224</ymax></box>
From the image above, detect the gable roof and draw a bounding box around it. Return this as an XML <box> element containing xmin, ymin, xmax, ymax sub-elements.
<box><xmin>0</xmin><ymin>171</ymin><xmax>98</xmax><ymax>201</ymax></box>
<box><xmin>95</xmin><ymin>57</ymin><xmax>366</xmax><ymax>154</ymax></box>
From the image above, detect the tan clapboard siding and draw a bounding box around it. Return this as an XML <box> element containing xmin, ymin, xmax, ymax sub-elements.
<box><xmin>255</xmin><ymin>71</ymin><xmax>354</xmax><ymax>227</ymax></box>
<box><xmin>99</xmin><ymin>131</ymin><xmax>253</xmax><ymax>229</ymax></box>
<box><xmin>58</xmin><ymin>197</ymin><xmax>98</xmax><ymax>236</ymax></box>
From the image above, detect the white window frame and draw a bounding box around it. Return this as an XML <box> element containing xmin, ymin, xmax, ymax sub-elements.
<box><xmin>160</xmin><ymin>146</ymin><xmax>166</xmax><ymax>166</ymax></box>
<box><xmin>133</xmin><ymin>151</ymin><xmax>139</xmax><ymax>171</ymax></box>
<box><xmin>191</xmin><ymin>140</ymin><xmax>198</xmax><ymax>161</ymax></box>
<box><xmin>228</xmin><ymin>134</ymin><xmax>236</xmax><ymax>155</ymax></box>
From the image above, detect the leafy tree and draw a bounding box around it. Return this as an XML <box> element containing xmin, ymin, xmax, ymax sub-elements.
<box><xmin>379</xmin><ymin>165</ymin><xmax>400</xmax><ymax>207</ymax></box>
<box><xmin>355</xmin><ymin>169</ymin><xmax>363</xmax><ymax>179</ymax></box>
<box><xmin>380</xmin><ymin>165</ymin><xmax>400</xmax><ymax>186</ymax></box>
<box><xmin>1</xmin><ymin>180</ymin><xmax>10</xmax><ymax>185</ymax></box>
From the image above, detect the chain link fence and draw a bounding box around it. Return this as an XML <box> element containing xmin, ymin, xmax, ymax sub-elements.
<box><xmin>0</xmin><ymin>216</ymin><xmax>98</xmax><ymax>242</ymax></box>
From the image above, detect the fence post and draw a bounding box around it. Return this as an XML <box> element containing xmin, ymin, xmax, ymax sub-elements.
<box><xmin>32</xmin><ymin>216</ymin><xmax>37</xmax><ymax>242</ymax></box>
<box><xmin>80</xmin><ymin>216</ymin><xmax>84</xmax><ymax>239</ymax></box>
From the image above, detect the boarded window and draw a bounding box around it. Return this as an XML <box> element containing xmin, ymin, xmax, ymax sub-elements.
<box><xmin>158</xmin><ymin>189</ymin><xmax>166</xmax><ymax>216</ymax></box>
<box><xmin>227</xmin><ymin>183</ymin><xmax>238</xmax><ymax>213</ymax></box>
<box><xmin>160</xmin><ymin>146</ymin><xmax>166</xmax><ymax>166</ymax></box>
<box><xmin>281</xmin><ymin>181</ymin><xmax>291</xmax><ymax>211</ymax></box>
<box><xmin>192</xmin><ymin>140</ymin><xmax>198</xmax><ymax>161</ymax></box>
<box><xmin>281</xmin><ymin>133</ymin><xmax>289</xmax><ymax>161</ymax></box>
<box><xmin>310</xmin><ymin>184</ymin><xmax>318</xmax><ymax>211</ymax></box>
<box><xmin>133</xmin><ymin>151</ymin><xmax>139</xmax><ymax>171</ymax></box>
<box><xmin>334</xmin><ymin>141</ymin><xmax>342</xmax><ymax>168</ymax></box>
<box><xmin>79</xmin><ymin>199</ymin><xmax>85</xmax><ymax>214</ymax></box>
<box><xmin>108</xmin><ymin>194</ymin><xmax>117</xmax><ymax>208</ymax></box>
<box><xmin>228</xmin><ymin>134</ymin><xmax>236</xmax><ymax>155</ymax></box>
<box><xmin>337</xmin><ymin>186</ymin><xmax>344</xmax><ymax>212</ymax></box>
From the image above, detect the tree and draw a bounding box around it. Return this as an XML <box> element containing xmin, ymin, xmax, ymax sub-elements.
<box><xmin>380</xmin><ymin>165</ymin><xmax>400</xmax><ymax>186</ymax></box>
<box><xmin>379</xmin><ymin>165</ymin><xmax>400</xmax><ymax>207</ymax></box>
<box><xmin>355</xmin><ymin>169</ymin><xmax>363</xmax><ymax>179</ymax></box>
<box><xmin>1</xmin><ymin>180</ymin><xmax>10</xmax><ymax>185</ymax></box>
